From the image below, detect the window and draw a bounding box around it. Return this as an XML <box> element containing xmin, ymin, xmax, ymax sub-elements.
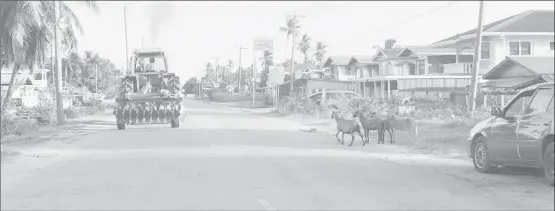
<box><xmin>550</xmin><ymin>42</ymin><xmax>554</xmax><ymax>51</ymax></box>
<box><xmin>505</xmin><ymin>90</ymin><xmax>534</xmax><ymax>117</ymax></box>
<box><xmin>509</xmin><ymin>41</ymin><xmax>532</xmax><ymax>56</ymax></box>
<box><xmin>481</xmin><ymin>42</ymin><xmax>490</xmax><ymax>59</ymax></box>
<box><xmin>548</xmin><ymin>96</ymin><xmax>554</xmax><ymax>112</ymax></box>
<box><xmin>526</xmin><ymin>89</ymin><xmax>554</xmax><ymax>114</ymax></box>
<box><xmin>520</xmin><ymin>42</ymin><xmax>531</xmax><ymax>55</ymax></box>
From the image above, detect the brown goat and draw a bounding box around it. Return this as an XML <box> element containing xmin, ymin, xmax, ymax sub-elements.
<box><xmin>331</xmin><ymin>110</ymin><xmax>365</xmax><ymax>147</ymax></box>
<box><xmin>352</xmin><ymin>110</ymin><xmax>386</xmax><ymax>144</ymax></box>
<box><xmin>383</xmin><ymin>109</ymin><xmax>418</xmax><ymax>142</ymax></box>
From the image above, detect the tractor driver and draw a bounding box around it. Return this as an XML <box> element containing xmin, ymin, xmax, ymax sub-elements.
<box><xmin>145</xmin><ymin>58</ymin><xmax>157</xmax><ymax>72</ymax></box>
<box><xmin>135</xmin><ymin>58</ymin><xmax>146</xmax><ymax>72</ymax></box>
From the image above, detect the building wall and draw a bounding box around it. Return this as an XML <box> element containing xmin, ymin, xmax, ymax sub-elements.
<box><xmin>305</xmin><ymin>79</ymin><xmax>355</xmax><ymax>94</ymax></box>
<box><xmin>427</xmin><ymin>55</ymin><xmax>457</xmax><ymax>74</ymax></box>
<box><xmin>484</xmin><ymin>34</ymin><xmax>555</xmax><ymax>72</ymax></box>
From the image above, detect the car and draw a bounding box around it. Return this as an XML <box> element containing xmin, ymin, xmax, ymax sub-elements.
<box><xmin>467</xmin><ymin>82</ymin><xmax>554</xmax><ymax>185</ymax></box>
<box><xmin>306</xmin><ymin>90</ymin><xmax>362</xmax><ymax>111</ymax></box>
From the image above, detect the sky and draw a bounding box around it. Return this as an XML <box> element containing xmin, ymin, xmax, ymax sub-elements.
<box><xmin>69</xmin><ymin>1</ymin><xmax>555</xmax><ymax>80</ymax></box>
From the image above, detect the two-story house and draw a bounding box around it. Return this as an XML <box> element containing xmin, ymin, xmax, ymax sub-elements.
<box><xmin>353</xmin><ymin>10</ymin><xmax>554</xmax><ymax>103</ymax></box>
<box><xmin>352</xmin><ymin>47</ymin><xmax>475</xmax><ymax>101</ymax></box>
<box><xmin>428</xmin><ymin>10</ymin><xmax>554</xmax><ymax>75</ymax></box>
<box><xmin>322</xmin><ymin>56</ymin><xmax>354</xmax><ymax>81</ymax></box>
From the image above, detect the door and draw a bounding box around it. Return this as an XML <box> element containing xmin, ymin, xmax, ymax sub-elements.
<box><xmin>488</xmin><ymin>91</ymin><xmax>534</xmax><ymax>161</ymax></box>
<box><xmin>517</xmin><ymin>88</ymin><xmax>554</xmax><ymax>162</ymax></box>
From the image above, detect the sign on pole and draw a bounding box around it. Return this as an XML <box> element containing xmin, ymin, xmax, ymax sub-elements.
<box><xmin>253</xmin><ymin>39</ymin><xmax>274</xmax><ymax>51</ymax></box>
<box><xmin>267</xmin><ymin>66</ymin><xmax>285</xmax><ymax>86</ymax></box>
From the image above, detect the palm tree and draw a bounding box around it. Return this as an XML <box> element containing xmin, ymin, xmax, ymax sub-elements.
<box><xmin>279</xmin><ymin>17</ymin><xmax>302</xmax><ymax>63</ymax></box>
<box><xmin>0</xmin><ymin>1</ymin><xmax>99</xmax><ymax>114</ymax></box>
<box><xmin>373</xmin><ymin>38</ymin><xmax>398</xmax><ymax>50</ymax></box>
<box><xmin>258</xmin><ymin>50</ymin><xmax>274</xmax><ymax>87</ymax></box>
<box><xmin>313</xmin><ymin>41</ymin><xmax>327</xmax><ymax>67</ymax></box>
<box><xmin>225</xmin><ymin>59</ymin><xmax>233</xmax><ymax>83</ymax></box>
<box><xmin>297</xmin><ymin>33</ymin><xmax>311</xmax><ymax>64</ymax></box>
<box><xmin>204</xmin><ymin>62</ymin><xmax>213</xmax><ymax>81</ymax></box>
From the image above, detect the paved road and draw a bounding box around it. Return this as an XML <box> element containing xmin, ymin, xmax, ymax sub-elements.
<box><xmin>1</xmin><ymin>97</ymin><xmax>553</xmax><ymax>210</ymax></box>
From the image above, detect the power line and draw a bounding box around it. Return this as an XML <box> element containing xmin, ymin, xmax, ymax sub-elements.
<box><xmin>396</xmin><ymin>1</ymin><xmax>458</xmax><ymax>26</ymax></box>
<box><xmin>376</xmin><ymin>1</ymin><xmax>459</xmax><ymax>33</ymax></box>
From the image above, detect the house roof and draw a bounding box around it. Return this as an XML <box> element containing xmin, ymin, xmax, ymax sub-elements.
<box><xmin>380</xmin><ymin>49</ymin><xmax>404</xmax><ymax>58</ymax></box>
<box><xmin>402</xmin><ymin>47</ymin><xmax>473</xmax><ymax>56</ymax></box>
<box><xmin>0</xmin><ymin>73</ymin><xmax>34</xmax><ymax>86</ymax></box>
<box><xmin>482</xmin><ymin>56</ymin><xmax>555</xmax><ymax>79</ymax></box>
<box><xmin>481</xmin><ymin>76</ymin><xmax>544</xmax><ymax>90</ymax></box>
<box><xmin>431</xmin><ymin>10</ymin><xmax>554</xmax><ymax>45</ymax></box>
<box><xmin>285</xmin><ymin>63</ymin><xmax>319</xmax><ymax>73</ymax></box>
<box><xmin>348</xmin><ymin>56</ymin><xmax>377</xmax><ymax>65</ymax></box>
<box><xmin>323</xmin><ymin>56</ymin><xmax>351</xmax><ymax>66</ymax></box>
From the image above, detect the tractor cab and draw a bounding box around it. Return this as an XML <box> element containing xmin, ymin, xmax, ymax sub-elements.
<box><xmin>128</xmin><ymin>48</ymin><xmax>169</xmax><ymax>74</ymax></box>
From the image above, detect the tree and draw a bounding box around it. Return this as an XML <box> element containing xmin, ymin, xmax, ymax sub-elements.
<box><xmin>259</xmin><ymin>50</ymin><xmax>274</xmax><ymax>87</ymax></box>
<box><xmin>313</xmin><ymin>41</ymin><xmax>327</xmax><ymax>67</ymax></box>
<box><xmin>204</xmin><ymin>62</ymin><xmax>213</xmax><ymax>81</ymax></box>
<box><xmin>183</xmin><ymin>77</ymin><xmax>198</xmax><ymax>94</ymax></box>
<box><xmin>373</xmin><ymin>38</ymin><xmax>398</xmax><ymax>50</ymax></box>
<box><xmin>297</xmin><ymin>33</ymin><xmax>311</xmax><ymax>64</ymax></box>
<box><xmin>0</xmin><ymin>1</ymin><xmax>99</xmax><ymax>115</ymax></box>
<box><xmin>280</xmin><ymin>17</ymin><xmax>302</xmax><ymax>62</ymax></box>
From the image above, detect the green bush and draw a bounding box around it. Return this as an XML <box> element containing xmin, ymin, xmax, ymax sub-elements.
<box><xmin>63</xmin><ymin>107</ymin><xmax>80</xmax><ymax>119</ymax></box>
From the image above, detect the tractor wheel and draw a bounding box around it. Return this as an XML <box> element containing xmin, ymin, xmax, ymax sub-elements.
<box><xmin>171</xmin><ymin>119</ymin><xmax>180</xmax><ymax>128</ymax></box>
<box><xmin>117</xmin><ymin>123</ymin><xmax>127</xmax><ymax>130</ymax></box>
<box><xmin>167</xmin><ymin>76</ymin><xmax>181</xmax><ymax>95</ymax></box>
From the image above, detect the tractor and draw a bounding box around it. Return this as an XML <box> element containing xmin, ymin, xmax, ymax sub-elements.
<box><xmin>113</xmin><ymin>48</ymin><xmax>183</xmax><ymax>130</ymax></box>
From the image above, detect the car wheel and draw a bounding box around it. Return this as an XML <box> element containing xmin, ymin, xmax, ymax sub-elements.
<box><xmin>543</xmin><ymin>142</ymin><xmax>554</xmax><ymax>185</ymax></box>
<box><xmin>472</xmin><ymin>136</ymin><xmax>495</xmax><ymax>173</ymax></box>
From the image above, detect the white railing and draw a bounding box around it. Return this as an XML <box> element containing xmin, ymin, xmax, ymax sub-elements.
<box><xmin>443</xmin><ymin>63</ymin><xmax>473</xmax><ymax>74</ymax></box>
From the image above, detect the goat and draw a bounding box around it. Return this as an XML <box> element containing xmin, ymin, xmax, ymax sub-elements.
<box><xmin>383</xmin><ymin>108</ymin><xmax>418</xmax><ymax>142</ymax></box>
<box><xmin>330</xmin><ymin>108</ymin><xmax>365</xmax><ymax>147</ymax></box>
<box><xmin>352</xmin><ymin>110</ymin><xmax>385</xmax><ymax>145</ymax></box>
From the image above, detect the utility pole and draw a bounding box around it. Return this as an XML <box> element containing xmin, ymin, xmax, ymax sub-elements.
<box><xmin>237</xmin><ymin>47</ymin><xmax>247</xmax><ymax>91</ymax></box>
<box><xmin>95</xmin><ymin>64</ymin><xmax>98</xmax><ymax>93</ymax></box>
<box><xmin>124</xmin><ymin>4</ymin><xmax>130</xmax><ymax>74</ymax></box>
<box><xmin>214</xmin><ymin>57</ymin><xmax>220</xmax><ymax>82</ymax></box>
<box><xmin>252</xmin><ymin>55</ymin><xmax>256</xmax><ymax>108</ymax></box>
<box><xmin>285</xmin><ymin>13</ymin><xmax>305</xmax><ymax>96</ymax></box>
<box><xmin>470</xmin><ymin>1</ymin><xmax>485</xmax><ymax>112</ymax></box>
<box><xmin>54</xmin><ymin>0</ymin><xmax>65</xmax><ymax>125</ymax></box>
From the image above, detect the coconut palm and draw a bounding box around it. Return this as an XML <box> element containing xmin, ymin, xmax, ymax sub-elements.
<box><xmin>0</xmin><ymin>1</ymin><xmax>99</xmax><ymax>114</ymax></box>
<box><xmin>279</xmin><ymin>17</ymin><xmax>302</xmax><ymax>62</ymax></box>
<box><xmin>373</xmin><ymin>38</ymin><xmax>397</xmax><ymax>50</ymax></box>
<box><xmin>313</xmin><ymin>41</ymin><xmax>327</xmax><ymax>67</ymax></box>
<box><xmin>297</xmin><ymin>33</ymin><xmax>311</xmax><ymax>64</ymax></box>
<box><xmin>258</xmin><ymin>50</ymin><xmax>274</xmax><ymax>87</ymax></box>
<box><xmin>204</xmin><ymin>62</ymin><xmax>213</xmax><ymax>80</ymax></box>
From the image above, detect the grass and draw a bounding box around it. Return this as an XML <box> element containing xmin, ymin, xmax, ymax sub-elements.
<box><xmin>391</xmin><ymin>121</ymin><xmax>474</xmax><ymax>159</ymax></box>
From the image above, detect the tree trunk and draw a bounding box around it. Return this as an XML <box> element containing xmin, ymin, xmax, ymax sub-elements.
<box><xmin>1</xmin><ymin>63</ymin><xmax>21</xmax><ymax>116</ymax></box>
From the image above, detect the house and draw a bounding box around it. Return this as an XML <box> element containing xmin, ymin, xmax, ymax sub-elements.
<box><xmin>1</xmin><ymin>66</ymin><xmax>38</xmax><ymax>108</ymax></box>
<box><xmin>322</xmin><ymin>56</ymin><xmax>353</xmax><ymax>81</ymax></box>
<box><xmin>481</xmin><ymin>56</ymin><xmax>554</xmax><ymax>91</ymax></box>
<box><xmin>352</xmin><ymin>47</ymin><xmax>475</xmax><ymax>101</ymax></box>
<box><xmin>285</xmin><ymin>63</ymin><xmax>322</xmax><ymax>80</ymax></box>
<box><xmin>478</xmin><ymin>56</ymin><xmax>554</xmax><ymax>107</ymax></box>
<box><xmin>428</xmin><ymin>10</ymin><xmax>554</xmax><ymax>75</ymax></box>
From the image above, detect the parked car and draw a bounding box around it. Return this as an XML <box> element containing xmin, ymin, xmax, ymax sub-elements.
<box><xmin>306</xmin><ymin>90</ymin><xmax>362</xmax><ymax>111</ymax></box>
<box><xmin>467</xmin><ymin>82</ymin><xmax>554</xmax><ymax>185</ymax></box>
